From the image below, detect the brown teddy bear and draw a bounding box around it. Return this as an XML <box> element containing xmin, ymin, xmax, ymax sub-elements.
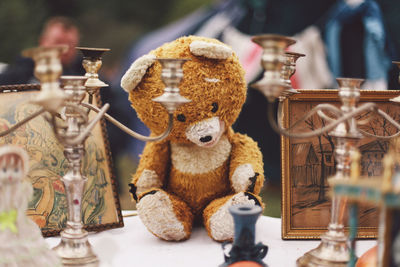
<box><xmin>121</xmin><ymin>35</ymin><xmax>264</xmax><ymax>242</ymax></box>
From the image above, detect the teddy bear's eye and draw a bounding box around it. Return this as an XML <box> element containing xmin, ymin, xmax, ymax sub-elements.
<box><xmin>177</xmin><ymin>114</ymin><xmax>186</xmax><ymax>122</ymax></box>
<box><xmin>211</xmin><ymin>102</ymin><xmax>218</xmax><ymax>113</ymax></box>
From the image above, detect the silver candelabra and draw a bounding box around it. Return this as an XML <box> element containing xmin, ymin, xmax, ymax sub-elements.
<box><xmin>22</xmin><ymin>46</ymin><xmax>110</xmax><ymax>266</ymax></box>
<box><xmin>251</xmin><ymin>34</ymin><xmax>400</xmax><ymax>267</ymax></box>
<box><xmin>0</xmin><ymin>45</ymin><xmax>190</xmax><ymax>266</ymax></box>
<box><xmin>50</xmin><ymin>75</ymin><xmax>110</xmax><ymax>266</ymax></box>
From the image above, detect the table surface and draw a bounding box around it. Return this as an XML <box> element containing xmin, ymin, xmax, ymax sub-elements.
<box><xmin>45</xmin><ymin>213</ymin><xmax>376</xmax><ymax>267</ymax></box>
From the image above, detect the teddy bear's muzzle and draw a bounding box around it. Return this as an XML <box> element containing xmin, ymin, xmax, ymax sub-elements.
<box><xmin>185</xmin><ymin>117</ymin><xmax>225</xmax><ymax>147</ymax></box>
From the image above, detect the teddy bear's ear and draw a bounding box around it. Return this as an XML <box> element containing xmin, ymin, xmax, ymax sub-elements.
<box><xmin>189</xmin><ymin>41</ymin><xmax>233</xmax><ymax>60</ymax></box>
<box><xmin>121</xmin><ymin>54</ymin><xmax>156</xmax><ymax>92</ymax></box>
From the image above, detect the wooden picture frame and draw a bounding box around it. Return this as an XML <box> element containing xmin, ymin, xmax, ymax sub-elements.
<box><xmin>281</xmin><ymin>89</ymin><xmax>400</xmax><ymax>239</ymax></box>
<box><xmin>0</xmin><ymin>84</ymin><xmax>124</xmax><ymax>236</ymax></box>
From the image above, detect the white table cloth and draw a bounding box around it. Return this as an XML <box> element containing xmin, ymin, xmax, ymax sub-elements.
<box><xmin>45</xmin><ymin>213</ymin><xmax>376</xmax><ymax>267</ymax></box>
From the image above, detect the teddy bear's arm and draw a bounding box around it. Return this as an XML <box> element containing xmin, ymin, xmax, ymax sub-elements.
<box><xmin>228</xmin><ymin>132</ymin><xmax>264</xmax><ymax>194</ymax></box>
<box><xmin>129</xmin><ymin>140</ymin><xmax>170</xmax><ymax>201</ymax></box>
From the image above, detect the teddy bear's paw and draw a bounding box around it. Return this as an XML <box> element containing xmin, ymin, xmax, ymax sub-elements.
<box><xmin>129</xmin><ymin>169</ymin><xmax>163</xmax><ymax>202</ymax></box>
<box><xmin>137</xmin><ymin>190</ymin><xmax>191</xmax><ymax>241</ymax></box>
<box><xmin>231</xmin><ymin>164</ymin><xmax>259</xmax><ymax>192</ymax></box>
<box><xmin>136</xmin><ymin>169</ymin><xmax>163</xmax><ymax>195</ymax></box>
<box><xmin>207</xmin><ymin>192</ymin><xmax>259</xmax><ymax>242</ymax></box>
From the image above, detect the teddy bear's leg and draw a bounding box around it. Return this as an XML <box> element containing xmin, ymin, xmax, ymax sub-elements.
<box><xmin>203</xmin><ymin>192</ymin><xmax>262</xmax><ymax>242</ymax></box>
<box><xmin>137</xmin><ymin>189</ymin><xmax>194</xmax><ymax>241</ymax></box>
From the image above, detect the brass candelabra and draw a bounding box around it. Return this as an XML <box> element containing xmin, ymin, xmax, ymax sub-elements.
<box><xmin>251</xmin><ymin>34</ymin><xmax>400</xmax><ymax>267</ymax></box>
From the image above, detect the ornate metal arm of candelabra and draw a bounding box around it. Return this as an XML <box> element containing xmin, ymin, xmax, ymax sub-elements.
<box><xmin>357</xmin><ymin>108</ymin><xmax>400</xmax><ymax>139</ymax></box>
<box><xmin>81</xmin><ymin>102</ymin><xmax>173</xmax><ymax>142</ymax></box>
<box><xmin>0</xmin><ymin>108</ymin><xmax>46</xmax><ymax>137</ymax></box>
<box><xmin>251</xmin><ymin>34</ymin><xmax>400</xmax><ymax>267</ymax></box>
<box><xmin>47</xmin><ymin>101</ymin><xmax>110</xmax><ymax>146</ymax></box>
<box><xmin>76</xmin><ymin>47</ymin><xmax>190</xmax><ymax>142</ymax></box>
<box><xmin>0</xmin><ymin>47</ymin><xmax>187</xmax><ymax>145</ymax></box>
<box><xmin>253</xmin><ymin>34</ymin><xmax>400</xmax><ymax>141</ymax></box>
<box><xmin>269</xmin><ymin>79</ymin><xmax>400</xmax><ymax>141</ymax></box>
<box><xmin>269</xmin><ymin>100</ymin><xmax>377</xmax><ymax>139</ymax></box>
<box><xmin>253</xmin><ymin>36</ymin><xmax>400</xmax><ymax>142</ymax></box>
<box><xmin>22</xmin><ymin>46</ymin><xmax>110</xmax><ymax>146</ymax></box>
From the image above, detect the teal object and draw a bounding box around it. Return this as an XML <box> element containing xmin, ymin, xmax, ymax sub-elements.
<box><xmin>334</xmin><ymin>183</ymin><xmax>381</xmax><ymax>203</ymax></box>
<box><xmin>334</xmin><ymin>183</ymin><xmax>400</xmax><ymax>207</ymax></box>
<box><xmin>348</xmin><ymin>204</ymin><xmax>359</xmax><ymax>267</ymax></box>
<box><xmin>220</xmin><ymin>204</ymin><xmax>268</xmax><ymax>267</ymax></box>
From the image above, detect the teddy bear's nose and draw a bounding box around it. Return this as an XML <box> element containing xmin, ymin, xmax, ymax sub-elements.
<box><xmin>200</xmin><ymin>136</ymin><xmax>212</xmax><ymax>143</ymax></box>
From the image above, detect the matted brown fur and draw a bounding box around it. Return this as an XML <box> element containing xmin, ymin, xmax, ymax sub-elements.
<box><xmin>128</xmin><ymin>36</ymin><xmax>246</xmax><ymax>143</ymax></box>
<box><xmin>127</xmin><ymin>36</ymin><xmax>265</xmax><ymax>241</ymax></box>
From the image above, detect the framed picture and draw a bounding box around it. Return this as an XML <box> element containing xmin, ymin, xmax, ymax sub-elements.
<box><xmin>281</xmin><ymin>89</ymin><xmax>400</xmax><ymax>239</ymax></box>
<box><xmin>0</xmin><ymin>84</ymin><xmax>124</xmax><ymax>236</ymax></box>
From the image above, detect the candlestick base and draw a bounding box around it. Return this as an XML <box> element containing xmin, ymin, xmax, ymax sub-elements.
<box><xmin>53</xmin><ymin>229</ymin><xmax>99</xmax><ymax>267</ymax></box>
<box><xmin>296</xmin><ymin>224</ymin><xmax>349</xmax><ymax>267</ymax></box>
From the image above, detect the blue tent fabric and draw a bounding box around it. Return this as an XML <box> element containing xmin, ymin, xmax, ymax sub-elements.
<box><xmin>325</xmin><ymin>0</ymin><xmax>391</xmax><ymax>83</ymax></box>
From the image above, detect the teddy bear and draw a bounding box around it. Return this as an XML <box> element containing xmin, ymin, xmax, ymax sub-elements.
<box><xmin>120</xmin><ymin>35</ymin><xmax>265</xmax><ymax>242</ymax></box>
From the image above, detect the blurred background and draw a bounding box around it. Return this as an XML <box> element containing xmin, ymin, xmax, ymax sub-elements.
<box><xmin>1</xmin><ymin>0</ymin><xmax>400</xmax><ymax>217</ymax></box>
